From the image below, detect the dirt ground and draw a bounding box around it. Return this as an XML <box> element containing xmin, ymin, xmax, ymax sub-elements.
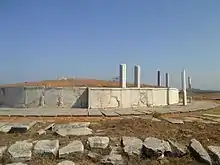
<box><xmin>0</xmin><ymin>114</ymin><xmax>219</xmax><ymax>165</ymax></box>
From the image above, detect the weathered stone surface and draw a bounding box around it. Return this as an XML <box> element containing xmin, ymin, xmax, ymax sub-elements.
<box><xmin>101</xmin><ymin>111</ymin><xmax>119</xmax><ymax>117</ymax></box>
<box><xmin>57</xmin><ymin>160</ymin><xmax>75</xmax><ymax>165</ymax></box>
<box><xmin>189</xmin><ymin>139</ymin><xmax>211</xmax><ymax>164</ymax></box>
<box><xmin>56</xmin><ymin>127</ymin><xmax>92</xmax><ymax>136</ymax></box>
<box><xmin>8</xmin><ymin>141</ymin><xmax>33</xmax><ymax>162</ymax></box>
<box><xmin>52</xmin><ymin>122</ymin><xmax>90</xmax><ymax>131</ymax></box>
<box><xmin>9</xmin><ymin>121</ymin><xmax>37</xmax><ymax>133</ymax></box>
<box><xmin>34</xmin><ymin>140</ymin><xmax>59</xmax><ymax>157</ymax></box>
<box><xmin>121</xmin><ymin>136</ymin><xmax>142</xmax><ymax>156</ymax></box>
<box><xmin>0</xmin><ymin>146</ymin><xmax>7</xmax><ymax>159</ymax></box>
<box><xmin>208</xmin><ymin>145</ymin><xmax>220</xmax><ymax>163</ymax></box>
<box><xmin>143</xmin><ymin>137</ymin><xmax>165</xmax><ymax>158</ymax></box>
<box><xmin>88</xmin><ymin>136</ymin><xmax>109</xmax><ymax>149</ymax></box>
<box><xmin>152</xmin><ymin>118</ymin><xmax>161</xmax><ymax>122</ymax></box>
<box><xmin>87</xmin><ymin>151</ymin><xmax>101</xmax><ymax>160</ymax></box>
<box><xmin>162</xmin><ymin>117</ymin><xmax>184</xmax><ymax>124</ymax></box>
<box><xmin>37</xmin><ymin>129</ymin><xmax>46</xmax><ymax>135</ymax></box>
<box><xmin>6</xmin><ymin>163</ymin><xmax>27</xmax><ymax>165</ymax></box>
<box><xmin>0</xmin><ymin>121</ymin><xmax>36</xmax><ymax>133</ymax></box>
<box><xmin>101</xmin><ymin>154</ymin><xmax>124</xmax><ymax>165</ymax></box>
<box><xmin>168</xmin><ymin>139</ymin><xmax>187</xmax><ymax>157</ymax></box>
<box><xmin>59</xmin><ymin>140</ymin><xmax>84</xmax><ymax>158</ymax></box>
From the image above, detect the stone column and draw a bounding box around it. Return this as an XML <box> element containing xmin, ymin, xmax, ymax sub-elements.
<box><xmin>157</xmin><ymin>70</ymin><xmax>161</xmax><ymax>87</ymax></box>
<box><xmin>134</xmin><ymin>65</ymin><xmax>141</xmax><ymax>88</ymax></box>
<box><xmin>165</xmin><ymin>73</ymin><xmax>170</xmax><ymax>105</ymax></box>
<box><xmin>165</xmin><ymin>73</ymin><xmax>170</xmax><ymax>88</ymax></box>
<box><xmin>188</xmin><ymin>76</ymin><xmax>192</xmax><ymax>103</ymax></box>
<box><xmin>181</xmin><ymin>69</ymin><xmax>187</xmax><ymax>106</ymax></box>
<box><xmin>119</xmin><ymin>64</ymin><xmax>127</xmax><ymax>88</ymax></box>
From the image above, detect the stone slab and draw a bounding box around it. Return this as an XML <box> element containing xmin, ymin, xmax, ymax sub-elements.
<box><xmin>69</xmin><ymin>110</ymin><xmax>88</xmax><ymax>116</ymax></box>
<box><xmin>162</xmin><ymin>117</ymin><xmax>184</xmax><ymax>124</ymax></box>
<box><xmin>88</xmin><ymin>109</ymin><xmax>103</xmax><ymax>116</ymax></box>
<box><xmin>101</xmin><ymin>110</ymin><xmax>119</xmax><ymax>117</ymax></box>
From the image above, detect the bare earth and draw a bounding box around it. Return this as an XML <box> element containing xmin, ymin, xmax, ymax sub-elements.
<box><xmin>1</xmin><ymin>107</ymin><xmax>220</xmax><ymax>165</ymax></box>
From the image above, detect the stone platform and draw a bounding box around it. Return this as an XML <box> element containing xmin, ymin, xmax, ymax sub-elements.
<box><xmin>0</xmin><ymin>101</ymin><xmax>218</xmax><ymax>117</ymax></box>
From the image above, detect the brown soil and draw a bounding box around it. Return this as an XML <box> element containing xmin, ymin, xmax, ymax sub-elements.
<box><xmin>0</xmin><ymin>116</ymin><xmax>219</xmax><ymax>165</ymax></box>
<box><xmin>0</xmin><ymin>79</ymin><xmax>156</xmax><ymax>88</ymax></box>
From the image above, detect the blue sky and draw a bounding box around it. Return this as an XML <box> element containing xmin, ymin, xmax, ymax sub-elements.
<box><xmin>1</xmin><ymin>0</ymin><xmax>220</xmax><ymax>89</ymax></box>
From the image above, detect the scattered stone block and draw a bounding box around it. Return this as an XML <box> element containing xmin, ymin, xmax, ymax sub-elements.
<box><xmin>34</xmin><ymin>140</ymin><xmax>59</xmax><ymax>157</ymax></box>
<box><xmin>143</xmin><ymin>137</ymin><xmax>165</xmax><ymax>158</ymax></box>
<box><xmin>59</xmin><ymin>140</ymin><xmax>84</xmax><ymax>158</ymax></box>
<box><xmin>56</xmin><ymin>127</ymin><xmax>93</xmax><ymax>136</ymax></box>
<box><xmin>6</xmin><ymin>163</ymin><xmax>27</xmax><ymax>165</ymax></box>
<box><xmin>88</xmin><ymin>136</ymin><xmax>109</xmax><ymax>149</ymax></box>
<box><xmin>101</xmin><ymin>111</ymin><xmax>119</xmax><ymax>117</ymax></box>
<box><xmin>121</xmin><ymin>136</ymin><xmax>143</xmax><ymax>156</ymax></box>
<box><xmin>37</xmin><ymin>129</ymin><xmax>46</xmax><ymax>135</ymax></box>
<box><xmin>57</xmin><ymin>160</ymin><xmax>75</xmax><ymax>165</ymax></box>
<box><xmin>208</xmin><ymin>146</ymin><xmax>220</xmax><ymax>164</ymax></box>
<box><xmin>152</xmin><ymin>118</ymin><xmax>161</xmax><ymax>122</ymax></box>
<box><xmin>162</xmin><ymin>117</ymin><xmax>184</xmax><ymax>124</ymax></box>
<box><xmin>52</xmin><ymin>122</ymin><xmax>90</xmax><ymax>131</ymax></box>
<box><xmin>87</xmin><ymin>151</ymin><xmax>101</xmax><ymax>160</ymax></box>
<box><xmin>8</xmin><ymin>141</ymin><xmax>33</xmax><ymax>162</ymax></box>
<box><xmin>168</xmin><ymin>139</ymin><xmax>187</xmax><ymax>157</ymax></box>
<box><xmin>189</xmin><ymin>139</ymin><xmax>212</xmax><ymax>165</ymax></box>
<box><xmin>0</xmin><ymin>146</ymin><xmax>7</xmax><ymax>159</ymax></box>
<box><xmin>101</xmin><ymin>154</ymin><xmax>124</xmax><ymax>165</ymax></box>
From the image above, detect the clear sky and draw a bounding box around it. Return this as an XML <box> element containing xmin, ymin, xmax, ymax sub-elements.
<box><xmin>0</xmin><ymin>0</ymin><xmax>220</xmax><ymax>89</ymax></box>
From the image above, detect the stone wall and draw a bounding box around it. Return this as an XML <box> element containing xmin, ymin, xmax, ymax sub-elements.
<box><xmin>0</xmin><ymin>87</ymin><xmax>26</xmax><ymax>108</ymax></box>
<box><xmin>0</xmin><ymin>86</ymin><xmax>88</xmax><ymax>108</ymax></box>
<box><xmin>0</xmin><ymin>86</ymin><xmax>179</xmax><ymax>109</ymax></box>
<box><xmin>88</xmin><ymin>87</ymin><xmax>179</xmax><ymax>109</ymax></box>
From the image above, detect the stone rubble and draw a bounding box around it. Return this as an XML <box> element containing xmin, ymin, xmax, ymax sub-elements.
<box><xmin>8</xmin><ymin>141</ymin><xmax>33</xmax><ymax>162</ymax></box>
<box><xmin>59</xmin><ymin>140</ymin><xmax>84</xmax><ymax>158</ymax></box>
<box><xmin>88</xmin><ymin>136</ymin><xmax>110</xmax><ymax>149</ymax></box>
<box><xmin>101</xmin><ymin>154</ymin><xmax>124</xmax><ymax>165</ymax></box>
<box><xmin>168</xmin><ymin>139</ymin><xmax>187</xmax><ymax>157</ymax></box>
<box><xmin>2</xmin><ymin>135</ymin><xmax>220</xmax><ymax>164</ymax></box>
<box><xmin>208</xmin><ymin>146</ymin><xmax>220</xmax><ymax>164</ymax></box>
<box><xmin>189</xmin><ymin>139</ymin><xmax>212</xmax><ymax>165</ymax></box>
<box><xmin>142</xmin><ymin>137</ymin><xmax>167</xmax><ymax>158</ymax></box>
<box><xmin>34</xmin><ymin>139</ymin><xmax>59</xmax><ymax>157</ymax></box>
<box><xmin>121</xmin><ymin>136</ymin><xmax>143</xmax><ymax>156</ymax></box>
<box><xmin>0</xmin><ymin>146</ymin><xmax>7</xmax><ymax>159</ymax></box>
<box><xmin>57</xmin><ymin>160</ymin><xmax>75</xmax><ymax>165</ymax></box>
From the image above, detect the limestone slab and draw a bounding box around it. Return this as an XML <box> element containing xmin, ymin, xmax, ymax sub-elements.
<box><xmin>88</xmin><ymin>136</ymin><xmax>109</xmax><ymax>149</ymax></box>
<box><xmin>8</xmin><ymin>141</ymin><xmax>33</xmax><ymax>162</ymax></box>
<box><xmin>168</xmin><ymin>139</ymin><xmax>187</xmax><ymax>157</ymax></box>
<box><xmin>121</xmin><ymin>136</ymin><xmax>143</xmax><ymax>156</ymax></box>
<box><xmin>0</xmin><ymin>146</ymin><xmax>7</xmax><ymax>159</ymax></box>
<box><xmin>101</xmin><ymin>110</ymin><xmax>119</xmax><ymax>117</ymax></box>
<box><xmin>101</xmin><ymin>154</ymin><xmax>124</xmax><ymax>165</ymax></box>
<box><xmin>207</xmin><ymin>146</ymin><xmax>220</xmax><ymax>163</ymax></box>
<box><xmin>189</xmin><ymin>139</ymin><xmax>211</xmax><ymax>164</ymax></box>
<box><xmin>57</xmin><ymin>160</ymin><xmax>75</xmax><ymax>165</ymax></box>
<box><xmin>69</xmin><ymin>109</ymin><xmax>88</xmax><ymax>116</ymax></box>
<box><xmin>52</xmin><ymin>122</ymin><xmax>90</xmax><ymax>131</ymax></box>
<box><xmin>59</xmin><ymin>140</ymin><xmax>84</xmax><ymax>158</ymax></box>
<box><xmin>56</xmin><ymin>127</ymin><xmax>93</xmax><ymax>136</ymax></box>
<box><xmin>162</xmin><ymin>117</ymin><xmax>184</xmax><ymax>124</ymax></box>
<box><xmin>88</xmin><ymin>109</ymin><xmax>103</xmax><ymax>116</ymax></box>
<box><xmin>34</xmin><ymin>140</ymin><xmax>59</xmax><ymax>157</ymax></box>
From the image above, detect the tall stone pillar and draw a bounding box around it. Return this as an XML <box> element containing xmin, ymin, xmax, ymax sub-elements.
<box><xmin>188</xmin><ymin>76</ymin><xmax>192</xmax><ymax>103</ymax></box>
<box><xmin>157</xmin><ymin>70</ymin><xmax>161</xmax><ymax>87</ymax></box>
<box><xmin>134</xmin><ymin>65</ymin><xmax>141</xmax><ymax>88</ymax></box>
<box><xmin>181</xmin><ymin>69</ymin><xmax>187</xmax><ymax>106</ymax></box>
<box><xmin>165</xmin><ymin>73</ymin><xmax>170</xmax><ymax>105</ymax></box>
<box><xmin>165</xmin><ymin>73</ymin><xmax>170</xmax><ymax>88</ymax></box>
<box><xmin>119</xmin><ymin>64</ymin><xmax>126</xmax><ymax>88</ymax></box>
